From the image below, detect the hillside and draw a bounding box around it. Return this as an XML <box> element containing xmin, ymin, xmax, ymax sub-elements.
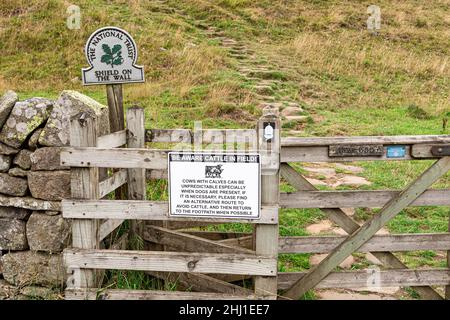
<box><xmin>0</xmin><ymin>0</ymin><xmax>448</xmax><ymax>133</ymax></box>
<box><xmin>0</xmin><ymin>0</ymin><xmax>449</xmax><ymax>300</ymax></box>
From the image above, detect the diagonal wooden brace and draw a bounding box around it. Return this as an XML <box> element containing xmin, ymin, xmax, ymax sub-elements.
<box><xmin>280</xmin><ymin>161</ymin><xmax>450</xmax><ymax>300</ymax></box>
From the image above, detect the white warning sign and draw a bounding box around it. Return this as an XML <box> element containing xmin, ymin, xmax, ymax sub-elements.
<box><xmin>168</xmin><ymin>152</ymin><xmax>260</xmax><ymax>219</ymax></box>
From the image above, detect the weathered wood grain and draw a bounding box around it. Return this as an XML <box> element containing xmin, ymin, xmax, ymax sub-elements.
<box><xmin>64</xmin><ymin>249</ymin><xmax>277</xmax><ymax>276</ymax></box>
<box><xmin>145</xmin><ymin>128</ymin><xmax>257</xmax><ymax>145</ymax></box>
<box><xmin>281</xmin><ymin>135</ymin><xmax>450</xmax><ymax>147</ymax></box>
<box><xmin>412</xmin><ymin>144</ymin><xmax>450</xmax><ymax>158</ymax></box>
<box><xmin>254</xmin><ymin>107</ymin><xmax>280</xmax><ymax>298</ymax></box>
<box><xmin>99</xmin><ymin>219</ymin><xmax>125</xmax><ymax>242</ymax></box>
<box><xmin>218</xmin><ymin>236</ymin><xmax>253</xmax><ymax>249</ymax></box>
<box><xmin>99</xmin><ymin>169</ymin><xmax>127</xmax><ymax>198</ymax></box>
<box><xmin>183</xmin><ymin>231</ymin><xmax>252</xmax><ymax>240</ymax></box>
<box><xmin>68</xmin><ymin>113</ymin><xmax>100</xmax><ymax>289</ymax></box>
<box><xmin>142</xmin><ymin>225</ymin><xmax>255</xmax><ymax>254</ymax></box>
<box><xmin>281</xmin><ymin>145</ymin><xmax>414</xmax><ymax>162</ymax></box>
<box><xmin>280</xmin><ymin>189</ymin><xmax>450</xmax><ymax>208</ymax></box>
<box><xmin>65</xmin><ymin>288</ymin><xmax>271</xmax><ymax>300</ymax></box>
<box><xmin>147</xmin><ymin>271</ymin><xmax>253</xmax><ymax>295</ymax></box>
<box><xmin>62</xmin><ymin>200</ymin><xmax>278</xmax><ymax>224</ymax></box>
<box><xmin>61</xmin><ymin>147</ymin><xmax>168</xmax><ymax>169</ymax></box>
<box><xmin>278</xmin><ymin>269</ymin><xmax>450</xmax><ymax>291</ymax></box>
<box><xmin>279</xmin><ymin>233</ymin><xmax>450</xmax><ymax>254</ymax></box>
<box><xmin>97</xmin><ymin>129</ymin><xmax>127</xmax><ymax>148</ymax></box>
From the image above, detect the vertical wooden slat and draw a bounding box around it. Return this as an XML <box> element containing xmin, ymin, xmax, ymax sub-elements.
<box><xmin>126</xmin><ymin>106</ymin><xmax>146</xmax><ymax>237</ymax></box>
<box><xmin>254</xmin><ymin>106</ymin><xmax>280</xmax><ymax>298</ymax></box>
<box><xmin>447</xmin><ymin>214</ymin><xmax>450</xmax><ymax>300</ymax></box>
<box><xmin>106</xmin><ymin>84</ymin><xmax>126</xmax><ymax>200</ymax></box>
<box><xmin>69</xmin><ymin>112</ymin><xmax>100</xmax><ymax>288</ymax></box>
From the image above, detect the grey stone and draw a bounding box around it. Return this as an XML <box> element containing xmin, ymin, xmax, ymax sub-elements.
<box><xmin>1</xmin><ymin>251</ymin><xmax>64</xmax><ymax>287</ymax></box>
<box><xmin>8</xmin><ymin>167</ymin><xmax>28</xmax><ymax>177</ymax></box>
<box><xmin>13</xmin><ymin>149</ymin><xmax>32</xmax><ymax>170</ymax></box>
<box><xmin>27</xmin><ymin>171</ymin><xmax>70</xmax><ymax>200</ymax></box>
<box><xmin>20</xmin><ymin>286</ymin><xmax>59</xmax><ymax>299</ymax></box>
<box><xmin>0</xmin><ymin>195</ymin><xmax>61</xmax><ymax>211</ymax></box>
<box><xmin>0</xmin><ymin>91</ymin><xmax>18</xmax><ymax>128</ymax></box>
<box><xmin>0</xmin><ymin>219</ymin><xmax>28</xmax><ymax>250</ymax></box>
<box><xmin>42</xmin><ymin>211</ymin><xmax>60</xmax><ymax>216</ymax></box>
<box><xmin>0</xmin><ymin>155</ymin><xmax>11</xmax><ymax>172</ymax></box>
<box><xmin>0</xmin><ymin>279</ymin><xmax>18</xmax><ymax>300</ymax></box>
<box><xmin>0</xmin><ymin>207</ymin><xmax>30</xmax><ymax>220</ymax></box>
<box><xmin>28</xmin><ymin>128</ymin><xmax>42</xmax><ymax>150</ymax></box>
<box><xmin>0</xmin><ymin>98</ymin><xmax>53</xmax><ymax>148</ymax></box>
<box><xmin>281</xmin><ymin>106</ymin><xmax>303</xmax><ymax>117</ymax></box>
<box><xmin>26</xmin><ymin>213</ymin><xmax>71</xmax><ymax>252</ymax></box>
<box><xmin>0</xmin><ymin>173</ymin><xmax>28</xmax><ymax>196</ymax></box>
<box><xmin>39</xmin><ymin>90</ymin><xmax>110</xmax><ymax>147</ymax></box>
<box><xmin>0</xmin><ymin>142</ymin><xmax>18</xmax><ymax>155</ymax></box>
<box><xmin>30</xmin><ymin>147</ymin><xmax>67</xmax><ymax>171</ymax></box>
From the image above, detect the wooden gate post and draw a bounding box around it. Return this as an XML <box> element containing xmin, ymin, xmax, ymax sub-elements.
<box><xmin>69</xmin><ymin>112</ymin><xmax>100</xmax><ymax>288</ymax></box>
<box><xmin>106</xmin><ymin>84</ymin><xmax>126</xmax><ymax>200</ymax></box>
<box><xmin>254</xmin><ymin>106</ymin><xmax>280</xmax><ymax>298</ymax></box>
<box><xmin>447</xmin><ymin>216</ymin><xmax>450</xmax><ymax>300</ymax></box>
<box><xmin>126</xmin><ymin>106</ymin><xmax>146</xmax><ymax>237</ymax></box>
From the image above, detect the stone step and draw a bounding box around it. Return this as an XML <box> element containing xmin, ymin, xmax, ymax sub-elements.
<box><xmin>245</xmin><ymin>70</ymin><xmax>285</xmax><ymax>79</ymax></box>
<box><xmin>253</xmin><ymin>94</ymin><xmax>276</xmax><ymax>102</ymax></box>
<box><xmin>285</xmin><ymin>130</ymin><xmax>303</xmax><ymax>135</ymax></box>
<box><xmin>284</xmin><ymin>115</ymin><xmax>309</xmax><ymax>122</ymax></box>
<box><xmin>229</xmin><ymin>54</ymin><xmax>248</xmax><ymax>60</ymax></box>
<box><xmin>280</xmin><ymin>106</ymin><xmax>304</xmax><ymax>117</ymax></box>
<box><xmin>252</xmin><ymin>85</ymin><xmax>274</xmax><ymax>95</ymax></box>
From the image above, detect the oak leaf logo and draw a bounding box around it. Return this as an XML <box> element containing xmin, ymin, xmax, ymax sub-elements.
<box><xmin>101</xmin><ymin>44</ymin><xmax>124</xmax><ymax>68</ymax></box>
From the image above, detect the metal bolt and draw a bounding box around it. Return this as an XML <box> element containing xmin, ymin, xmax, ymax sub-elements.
<box><xmin>187</xmin><ymin>261</ymin><xmax>197</xmax><ymax>270</ymax></box>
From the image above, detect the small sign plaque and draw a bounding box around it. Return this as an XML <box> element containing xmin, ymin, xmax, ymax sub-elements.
<box><xmin>263</xmin><ymin>122</ymin><xmax>275</xmax><ymax>142</ymax></box>
<box><xmin>82</xmin><ymin>26</ymin><xmax>144</xmax><ymax>85</ymax></box>
<box><xmin>386</xmin><ymin>145</ymin><xmax>406</xmax><ymax>158</ymax></box>
<box><xmin>168</xmin><ymin>152</ymin><xmax>260</xmax><ymax>219</ymax></box>
<box><xmin>329</xmin><ymin>144</ymin><xmax>384</xmax><ymax>157</ymax></box>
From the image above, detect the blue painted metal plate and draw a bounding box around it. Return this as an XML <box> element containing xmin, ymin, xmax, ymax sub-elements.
<box><xmin>386</xmin><ymin>145</ymin><xmax>406</xmax><ymax>158</ymax></box>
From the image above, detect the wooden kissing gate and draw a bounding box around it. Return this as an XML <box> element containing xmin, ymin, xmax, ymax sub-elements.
<box><xmin>61</xmin><ymin>106</ymin><xmax>450</xmax><ymax>300</ymax></box>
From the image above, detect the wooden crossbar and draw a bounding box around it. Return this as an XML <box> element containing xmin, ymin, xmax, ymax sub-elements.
<box><xmin>62</xmin><ymin>200</ymin><xmax>278</xmax><ymax>224</ymax></box>
<box><xmin>146</xmin><ymin>271</ymin><xmax>253</xmax><ymax>295</ymax></box>
<box><xmin>145</xmin><ymin>128</ymin><xmax>257</xmax><ymax>144</ymax></box>
<box><xmin>278</xmin><ymin>269</ymin><xmax>450</xmax><ymax>290</ymax></box>
<box><xmin>99</xmin><ymin>169</ymin><xmax>127</xmax><ymax>198</ymax></box>
<box><xmin>279</xmin><ymin>233</ymin><xmax>450</xmax><ymax>253</ymax></box>
<box><xmin>97</xmin><ymin>129</ymin><xmax>127</xmax><ymax>148</ymax></box>
<box><xmin>64</xmin><ymin>249</ymin><xmax>277</xmax><ymax>276</ymax></box>
<box><xmin>280</xmin><ymin>189</ymin><xmax>450</xmax><ymax>208</ymax></box>
<box><xmin>142</xmin><ymin>225</ymin><xmax>255</xmax><ymax>254</ymax></box>
<box><xmin>281</xmin><ymin>135</ymin><xmax>450</xmax><ymax>147</ymax></box>
<box><xmin>61</xmin><ymin>147</ymin><xmax>168</xmax><ymax>169</ymax></box>
<box><xmin>282</xmin><ymin>156</ymin><xmax>450</xmax><ymax>299</ymax></box>
<box><xmin>65</xmin><ymin>288</ymin><xmax>272</xmax><ymax>300</ymax></box>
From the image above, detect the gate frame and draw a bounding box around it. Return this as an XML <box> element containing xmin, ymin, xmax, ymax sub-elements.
<box><xmin>62</xmin><ymin>107</ymin><xmax>450</xmax><ymax>300</ymax></box>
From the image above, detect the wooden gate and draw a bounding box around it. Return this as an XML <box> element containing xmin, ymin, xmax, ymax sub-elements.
<box><xmin>61</xmin><ymin>106</ymin><xmax>279</xmax><ymax>300</ymax></box>
<box><xmin>61</xmin><ymin>106</ymin><xmax>450</xmax><ymax>300</ymax></box>
<box><xmin>278</xmin><ymin>135</ymin><xmax>450</xmax><ymax>300</ymax></box>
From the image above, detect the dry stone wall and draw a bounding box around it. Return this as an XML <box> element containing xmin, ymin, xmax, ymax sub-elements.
<box><xmin>0</xmin><ymin>90</ymin><xmax>109</xmax><ymax>300</ymax></box>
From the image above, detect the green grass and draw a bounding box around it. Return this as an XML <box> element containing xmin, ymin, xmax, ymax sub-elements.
<box><xmin>1</xmin><ymin>0</ymin><xmax>449</xmax><ymax>298</ymax></box>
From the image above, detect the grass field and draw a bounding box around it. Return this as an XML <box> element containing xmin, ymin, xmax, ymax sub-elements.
<box><xmin>1</xmin><ymin>0</ymin><xmax>449</xmax><ymax>299</ymax></box>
